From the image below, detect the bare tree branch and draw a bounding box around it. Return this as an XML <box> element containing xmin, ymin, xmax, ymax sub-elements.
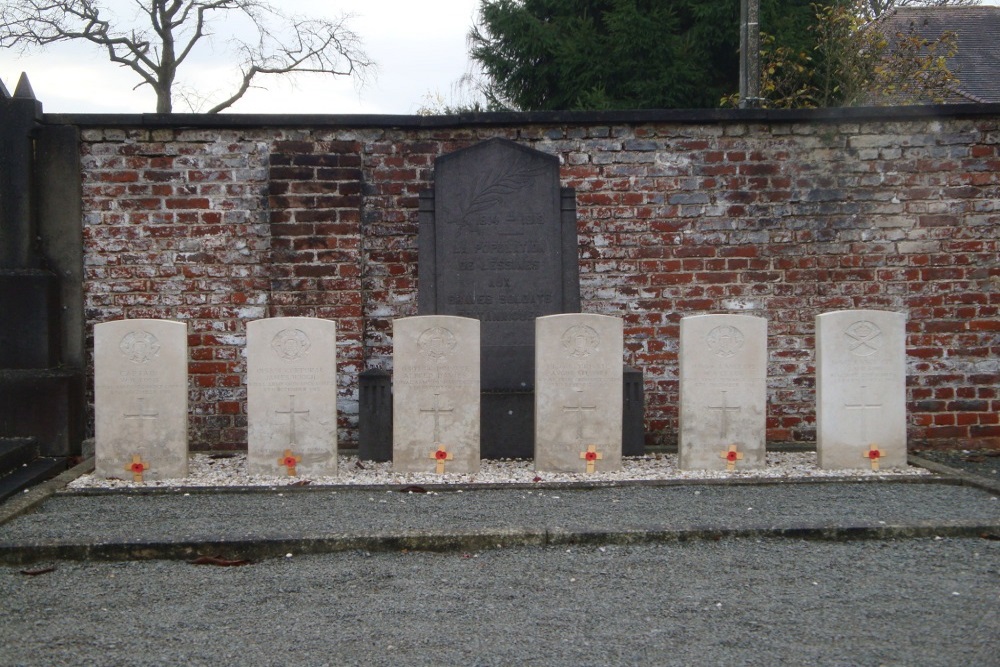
<box><xmin>0</xmin><ymin>0</ymin><xmax>371</xmax><ymax>113</ymax></box>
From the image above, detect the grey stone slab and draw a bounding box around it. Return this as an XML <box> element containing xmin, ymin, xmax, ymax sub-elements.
<box><xmin>535</xmin><ymin>314</ymin><xmax>623</xmax><ymax>473</ymax></box>
<box><xmin>418</xmin><ymin>138</ymin><xmax>580</xmax><ymax>392</ymax></box>
<box><xmin>679</xmin><ymin>315</ymin><xmax>767</xmax><ymax>471</ymax></box>
<box><xmin>247</xmin><ymin>317</ymin><xmax>337</xmax><ymax>477</ymax></box>
<box><xmin>817</xmin><ymin>310</ymin><xmax>907</xmax><ymax>470</ymax></box>
<box><xmin>393</xmin><ymin>316</ymin><xmax>480</xmax><ymax>474</ymax></box>
<box><xmin>94</xmin><ymin>319</ymin><xmax>187</xmax><ymax>480</ymax></box>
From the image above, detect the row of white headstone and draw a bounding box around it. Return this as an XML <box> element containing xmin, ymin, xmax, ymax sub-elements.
<box><xmin>93</xmin><ymin>309</ymin><xmax>906</xmax><ymax>481</ymax></box>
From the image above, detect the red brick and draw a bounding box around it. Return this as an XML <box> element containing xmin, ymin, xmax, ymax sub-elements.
<box><xmin>76</xmin><ymin>116</ymin><xmax>1000</xmax><ymax>451</ymax></box>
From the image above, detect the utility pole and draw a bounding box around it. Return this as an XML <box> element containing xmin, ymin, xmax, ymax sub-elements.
<box><xmin>739</xmin><ymin>0</ymin><xmax>761</xmax><ymax>108</ymax></box>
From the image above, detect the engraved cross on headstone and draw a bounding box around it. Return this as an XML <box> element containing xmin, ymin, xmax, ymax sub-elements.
<box><xmin>420</xmin><ymin>393</ymin><xmax>454</xmax><ymax>444</ymax></box>
<box><xmin>707</xmin><ymin>390</ymin><xmax>741</xmax><ymax>441</ymax></box>
<box><xmin>123</xmin><ymin>397</ymin><xmax>159</xmax><ymax>421</ymax></box>
<box><xmin>276</xmin><ymin>394</ymin><xmax>310</xmax><ymax>447</ymax></box>
<box><xmin>844</xmin><ymin>385</ymin><xmax>883</xmax><ymax>443</ymax></box>
<box><xmin>563</xmin><ymin>389</ymin><xmax>597</xmax><ymax>441</ymax></box>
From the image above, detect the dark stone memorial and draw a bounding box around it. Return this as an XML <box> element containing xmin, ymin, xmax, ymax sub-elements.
<box><xmin>418</xmin><ymin>138</ymin><xmax>580</xmax><ymax>386</ymax></box>
<box><xmin>417</xmin><ymin>138</ymin><xmax>580</xmax><ymax>458</ymax></box>
<box><xmin>359</xmin><ymin>138</ymin><xmax>644</xmax><ymax>460</ymax></box>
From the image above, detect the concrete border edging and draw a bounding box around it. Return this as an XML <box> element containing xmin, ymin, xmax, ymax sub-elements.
<box><xmin>908</xmin><ymin>454</ymin><xmax>1000</xmax><ymax>495</ymax></box>
<box><xmin>1</xmin><ymin>520</ymin><xmax>996</xmax><ymax>567</ymax></box>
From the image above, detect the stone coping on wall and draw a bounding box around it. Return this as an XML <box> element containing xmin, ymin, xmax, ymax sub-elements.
<box><xmin>41</xmin><ymin>102</ymin><xmax>1000</xmax><ymax>129</ymax></box>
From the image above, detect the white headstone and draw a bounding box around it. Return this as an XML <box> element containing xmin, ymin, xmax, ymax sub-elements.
<box><xmin>393</xmin><ymin>316</ymin><xmax>480</xmax><ymax>474</ymax></box>
<box><xmin>678</xmin><ymin>314</ymin><xmax>767</xmax><ymax>471</ymax></box>
<box><xmin>94</xmin><ymin>319</ymin><xmax>188</xmax><ymax>481</ymax></box>
<box><xmin>247</xmin><ymin>317</ymin><xmax>338</xmax><ymax>477</ymax></box>
<box><xmin>817</xmin><ymin>310</ymin><xmax>907</xmax><ymax>470</ymax></box>
<box><xmin>535</xmin><ymin>313</ymin><xmax>623</xmax><ymax>473</ymax></box>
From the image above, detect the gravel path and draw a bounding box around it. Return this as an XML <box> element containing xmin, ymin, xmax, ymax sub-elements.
<box><xmin>2</xmin><ymin>481</ymin><xmax>995</xmax><ymax>546</ymax></box>
<box><xmin>2</xmin><ymin>537</ymin><xmax>997</xmax><ymax>667</ymax></box>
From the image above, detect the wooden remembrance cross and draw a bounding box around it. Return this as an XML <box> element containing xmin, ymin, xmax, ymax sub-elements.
<box><xmin>422</xmin><ymin>393</ymin><xmax>455</xmax><ymax>473</ymax></box>
<box><xmin>564</xmin><ymin>389</ymin><xmax>603</xmax><ymax>473</ymax></box>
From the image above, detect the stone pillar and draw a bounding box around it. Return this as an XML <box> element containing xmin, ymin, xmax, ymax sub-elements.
<box><xmin>0</xmin><ymin>74</ymin><xmax>85</xmax><ymax>459</ymax></box>
<box><xmin>0</xmin><ymin>74</ymin><xmax>42</xmax><ymax>269</ymax></box>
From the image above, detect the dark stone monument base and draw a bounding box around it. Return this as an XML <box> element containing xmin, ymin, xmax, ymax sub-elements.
<box><xmin>357</xmin><ymin>369</ymin><xmax>393</xmax><ymax>462</ymax></box>
<box><xmin>0</xmin><ymin>270</ymin><xmax>59</xmax><ymax>369</ymax></box>
<box><xmin>482</xmin><ymin>391</ymin><xmax>534</xmax><ymax>460</ymax></box>
<box><xmin>623</xmin><ymin>367</ymin><xmax>645</xmax><ymax>457</ymax></box>
<box><xmin>0</xmin><ymin>369</ymin><xmax>84</xmax><ymax>456</ymax></box>
<box><xmin>358</xmin><ymin>368</ymin><xmax>645</xmax><ymax>461</ymax></box>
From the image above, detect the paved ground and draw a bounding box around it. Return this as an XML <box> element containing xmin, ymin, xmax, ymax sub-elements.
<box><xmin>2</xmin><ymin>537</ymin><xmax>998</xmax><ymax>666</ymax></box>
<box><xmin>0</xmin><ymin>459</ymin><xmax>998</xmax><ymax>666</ymax></box>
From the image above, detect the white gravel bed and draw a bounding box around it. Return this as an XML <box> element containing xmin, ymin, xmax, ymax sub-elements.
<box><xmin>67</xmin><ymin>451</ymin><xmax>930</xmax><ymax>490</ymax></box>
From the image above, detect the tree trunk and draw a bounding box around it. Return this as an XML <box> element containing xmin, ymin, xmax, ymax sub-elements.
<box><xmin>155</xmin><ymin>87</ymin><xmax>172</xmax><ymax>113</ymax></box>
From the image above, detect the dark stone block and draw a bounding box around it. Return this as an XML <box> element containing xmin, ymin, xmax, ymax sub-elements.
<box><xmin>0</xmin><ymin>369</ymin><xmax>84</xmax><ymax>456</ymax></box>
<box><xmin>623</xmin><ymin>367</ymin><xmax>645</xmax><ymax>456</ymax></box>
<box><xmin>0</xmin><ymin>437</ymin><xmax>38</xmax><ymax>475</ymax></box>
<box><xmin>0</xmin><ymin>270</ymin><xmax>59</xmax><ymax>369</ymax></box>
<box><xmin>358</xmin><ymin>369</ymin><xmax>393</xmax><ymax>462</ymax></box>
<box><xmin>0</xmin><ymin>456</ymin><xmax>65</xmax><ymax>503</ymax></box>
<box><xmin>481</xmin><ymin>391</ymin><xmax>534</xmax><ymax>460</ymax></box>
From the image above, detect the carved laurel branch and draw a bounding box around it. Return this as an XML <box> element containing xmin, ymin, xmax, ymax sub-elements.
<box><xmin>442</xmin><ymin>153</ymin><xmax>549</xmax><ymax>228</ymax></box>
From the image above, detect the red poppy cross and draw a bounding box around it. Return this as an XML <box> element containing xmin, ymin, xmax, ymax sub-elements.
<box><xmin>125</xmin><ymin>454</ymin><xmax>149</xmax><ymax>482</ymax></box>
<box><xmin>720</xmin><ymin>445</ymin><xmax>744</xmax><ymax>471</ymax></box>
<box><xmin>279</xmin><ymin>449</ymin><xmax>302</xmax><ymax>476</ymax></box>
<box><xmin>863</xmin><ymin>444</ymin><xmax>883</xmax><ymax>471</ymax></box>
<box><xmin>430</xmin><ymin>445</ymin><xmax>453</xmax><ymax>474</ymax></box>
<box><xmin>579</xmin><ymin>445</ymin><xmax>603</xmax><ymax>473</ymax></box>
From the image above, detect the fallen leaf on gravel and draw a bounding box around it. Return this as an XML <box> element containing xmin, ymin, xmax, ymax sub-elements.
<box><xmin>188</xmin><ymin>555</ymin><xmax>252</xmax><ymax>567</ymax></box>
<box><xmin>355</xmin><ymin>460</ymin><xmax>366</xmax><ymax>470</ymax></box>
<box><xmin>19</xmin><ymin>567</ymin><xmax>57</xmax><ymax>576</ymax></box>
<box><xmin>532</xmin><ymin>476</ymin><xmax>542</xmax><ymax>483</ymax></box>
<box><xmin>289</xmin><ymin>479</ymin><xmax>312</xmax><ymax>487</ymax></box>
<box><xmin>398</xmin><ymin>485</ymin><xmax>427</xmax><ymax>493</ymax></box>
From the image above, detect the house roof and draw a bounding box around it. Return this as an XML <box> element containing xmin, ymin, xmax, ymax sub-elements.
<box><xmin>879</xmin><ymin>6</ymin><xmax>1000</xmax><ymax>103</ymax></box>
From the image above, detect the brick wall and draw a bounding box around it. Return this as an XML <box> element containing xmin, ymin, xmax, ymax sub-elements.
<box><xmin>69</xmin><ymin>108</ymin><xmax>1000</xmax><ymax>451</ymax></box>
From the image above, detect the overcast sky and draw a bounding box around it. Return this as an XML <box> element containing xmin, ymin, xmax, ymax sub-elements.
<box><xmin>1</xmin><ymin>0</ymin><xmax>482</xmax><ymax>115</ymax></box>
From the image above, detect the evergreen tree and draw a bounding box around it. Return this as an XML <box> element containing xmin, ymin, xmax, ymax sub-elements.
<box><xmin>468</xmin><ymin>0</ymin><xmax>820</xmax><ymax>111</ymax></box>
